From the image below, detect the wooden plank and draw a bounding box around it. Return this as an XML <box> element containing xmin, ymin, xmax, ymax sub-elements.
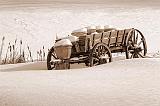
<box><xmin>75</xmin><ymin>35</ymin><xmax>87</xmax><ymax>52</ymax></box>
<box><xmin>100</xmin><ymin>33</ymin><xmax>103</xmax><ymax>42</ymax></box>
<box><xmin>115</xmin><ymin>31</ymin><xmax>119</xmax><ymax>46</ymax></box>
<box><xmin>78</xmin><ymin>36</ymin><xmax>86</xmax><ymax>45</ymax></box>
<box><xmin>89</xmin><ymin>33</ymin><xmax>102</xmax><ymax>40</ymax></box>
<box><xmin>79</xmin><ymin>46</ymin><xmax>85</xmax><ymax>52</ymax></box>
<box><xmin>74</xmin><ymin>42</ymin><xmax>80</xmax><ymax>52</ymax></box>
<box><xmin>94</xmin><ymin>40</ymin><xmax>101</xmax><ymax>46</ymax></box>
<box><xmin>103</xmin><ymin>38</ymin><xmax>109</xmax><ymax>45</ymax></box>
<box><xmin>92</xmin><ymin>34</ymin><xmax>95</xmax><ymax>47</ymax></box>
<box><xmin>118</xmin><ymin>30</ymin><xmax>125</xmax><ymax>37</ymax></box>
<box><xmin>110</xmin><ymin>37</ymin><xmax>117</xmax><ymax>45</ymax></box>
<box><xmin>103</xmin><ymin>31</ymin><xmax>111</xmax><ymax>46</ymax></box>
<box><xmin>94</xmin><ymin>33</ymin><xmax>102</xmax><ymax>39</ymax></box>
<box><xmin>89</xmin><ymin>33</ymin><xmax>102</xmax><ymax>47</ymax></box>
<box><xmin>117</xmin><ymin>37</ymin><xmax>123</xmax><ymax>43</ymax></box>
<box><xmin>122</xmin><ymin>28</ymin><xmax>132</xmax><ymax>45</ymax></box>
<box><xmin>117</xmin><ymin>30</ymin><xmax>125</xmax><ymax>45</ymax></box>
<box><xmin>103</xmin><ymin>31</ymin><xmax>110</xmax><ymax>38</ymax></box>
<box><xmin>108</xmin><ymin>30</ymin><xmax>118</xmax><ymax>46</ymax></box>
<box><xmin>110</xmin><ymin>30</ymin><xmax>118</xmax><ymax>37</ymax></box>
<box><xmin>84</xmin><ymin>37</ymin><xmax>90</xmax><ymax>52</ymax></box>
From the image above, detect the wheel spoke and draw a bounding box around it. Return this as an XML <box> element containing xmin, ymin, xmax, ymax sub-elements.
<box><xmin>51</xmin><ymin>53</ymin><xmax>54</xmax><ymax>56</ymax></box>
<box><xmin>138</xmin><ymin>38</ymin><xmax>144</xmax><ymax>46</ymax></box>
<box><xmin>135</xmin><ymin>53</ymin><xmax>139</xmax><ymax>58</ymax></box>
<box><xmin>92</xmin><ymin>58</ymin><xmax>99</xmax><ymax>65</ymax></box>
<box><xmin>138</xmin><ymin>41</ymin><xmax>142</xmax><ymax>46</ymax></box>
<box><xmin>104</xmin><ymin>51</ymin><xmax>109</xmax><ymax>55</ymax></box>
<box><xmin>93</xmin><ymin>56</ymin><xmax>99</xmax><ymax>61</ymax></box>
<box><xmin>94</xmin><ymin>62</ymin><xmax>99</xmax><ymax>66</ymax></box>
<box><xmin>137</xmin><ymin>52</ymin><xmax>145</xmax><ymax>58</ymax></box>
<box><xmin>97</xmin><ymin>46</ymin><xmax>101</xmax><ymax>56</ymax></box>
<box><xmin>101</xmin><ymin>46</ymin><xmax>105</xmax><ymax>54</ymax></box>
<box><xmin>130</xmin><ymin>53</ymin><xmax>134</xmax><ymax>58</ymax></box>
<box><xmin>51</xmin><ymin>53</ymin><xmax>56</xmax><ymax>58</ymax></box>
<box><xmin>128</xmin><ymin>40</ymin><xmax>134</xmax><ymax>47</ymax></box>
<box><xmin>128</xmin><ymin>49</ymin><xmax>134</xmax><ymax>53</ymax></box>
<box><xmin>51</xmin><ymin>66</ymin><xmax>55</xmax><ymax>70</ymax></box>
<box><xmin>135</xmin><ymin>33</ymin><xmax>138</xmax><ymax>44</ymax></box>
<box><xmin>94</xmin><ymin>53</ymin><xmax>100</xmax><ymax>59</ymax></box>
<box><xmin>133</xmin><ymin>30</ymin><xmax>136</xmax><ymax>43</ymax></box>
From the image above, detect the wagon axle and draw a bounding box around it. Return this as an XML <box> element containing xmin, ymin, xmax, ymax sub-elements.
<box><xmin>129</xmin><ymin>45</ymin><xmax>143</xmax><ymax>53</ymax></box>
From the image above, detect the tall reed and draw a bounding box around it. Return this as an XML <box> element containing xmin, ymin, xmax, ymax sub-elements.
<box><xmin>40</xmin><ymin>49</ymin><xmax>42</xmax><ymax>61</ymax></box>
<box><xmin>9</xmin><ymin>43</ymin><xmax>12</xmax><ymax>63</ymax></box>
<box><xmin>20</xmin><ymin>40</ymin><xmax>22</xmax><ymax>56</ymax></box>
<box><xmin>27</xmin><ymin>45</ymin><xmax>33</xmax><ymax>62</ymax></box>
<box><xmin>4</xmin><ymin>42</ymin><xmax>10</xmax><ymax>64</ymax></box>
<box><xmin>43</xmin><ymin>46</ymin><xmax>45</xmax><ymax>61</ymax></box>
<box><xmin>37</xmin><ymin>51</ymin><xmax>39</xmax><ymax>61</ymax></box>
<box><xmin>0</xmin><ymin>36</ymin><xmax>5</xmax><ymax>63</ymax></box>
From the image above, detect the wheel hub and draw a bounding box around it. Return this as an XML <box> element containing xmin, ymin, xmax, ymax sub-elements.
<box><xmin>129</xmin><ymin>45</ymin><xmax>142</xmax><ymax>53</ymax></box>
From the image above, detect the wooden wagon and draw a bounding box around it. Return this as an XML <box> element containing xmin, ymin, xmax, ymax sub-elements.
<box><xmin>47</xmin><ymin>28</ymin><xmax>147</xmax><ymax>70</ymax></box>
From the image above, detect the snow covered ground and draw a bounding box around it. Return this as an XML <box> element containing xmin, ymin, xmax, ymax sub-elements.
<box><xmin>0</xmin><ymin>58</ymin><xmax>160</xmax><ymax>106</ymax></box>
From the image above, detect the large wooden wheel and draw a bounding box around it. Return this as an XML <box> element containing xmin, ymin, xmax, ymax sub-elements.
<box><xmin>89</xmin><ymin>42</ymin><xmax>112</xmax><ymax>67</ymax></box>
<box><xmin>125</xmin><ymin>29</ymin><xmax>147</xmax><ymax>59</ymax></box>
<box><xmin>47</xmin><ymin>47</ymin><xmax>58</xmax><ymax>70</ymax></box>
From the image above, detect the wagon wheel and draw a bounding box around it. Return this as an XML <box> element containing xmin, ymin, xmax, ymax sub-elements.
<box><xmin>47</xmin><ymin>47</ymin><xmax>58</xmax><ymax>70</ymax></box>
<box><xmin>89</xmin><ymin>42</ymin><xmax>112</xmax><ymax>67</ymax></box>
<box><xmin>125</xmin><ymin>29</ymin><xmax>147</xmax><ymax>59</ymax></box>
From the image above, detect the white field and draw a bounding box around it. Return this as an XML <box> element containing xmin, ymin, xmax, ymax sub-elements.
<box><xmin>0</xmin><ymin>58</ymin><xmax>160</xmax><ymax>106</ymax></box>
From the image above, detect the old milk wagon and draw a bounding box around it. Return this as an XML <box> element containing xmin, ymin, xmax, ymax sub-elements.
<box><xmin>47</xmin><ymin>26</ymin><xmax>147</xmax><ymax>70</ymax></box>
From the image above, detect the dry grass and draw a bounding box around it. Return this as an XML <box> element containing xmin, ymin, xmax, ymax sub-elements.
<box><xmin>0</xmin><ymin>37</ymin><xmax>47</xmax><ymax>65</ymax></box>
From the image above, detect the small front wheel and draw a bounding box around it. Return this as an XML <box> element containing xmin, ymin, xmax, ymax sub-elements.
<box><xmin>47</xmin><ymin>47</ymin><xmax>57</xmax><ymax>70</ymax></box>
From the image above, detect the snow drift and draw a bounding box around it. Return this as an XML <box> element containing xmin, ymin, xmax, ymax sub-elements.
<box><xmin>0</xmin><ymin>58</ymin><xmax>160</xmax><ymax>106</ymax></box>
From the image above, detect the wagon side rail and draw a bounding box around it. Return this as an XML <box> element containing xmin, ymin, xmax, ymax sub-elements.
<box><xmin>85</xmin><ymin>28</ymin><xmax>134</xmax><ymax>52</ymax></box>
